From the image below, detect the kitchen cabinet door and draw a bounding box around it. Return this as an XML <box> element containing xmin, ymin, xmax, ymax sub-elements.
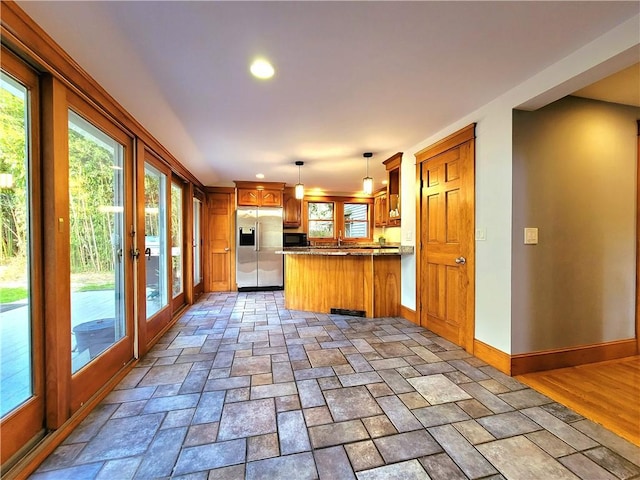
<box><xmin>236</xmin><ymin>187</ymin><xmax>282</xmax><ymax>207</ymax></box>
<box><xmin>237</xmin><ymin>188</ymin><xmax>260</xmax><ymax>206</ymax></box>
<box><xmin>283</xmin><ymin>187</ymin><xmax>301</xmax><ymax>228</ymax></box>
<box><xmin>384</xmin><ymin>152</ymin><xmax>402</xmax><ymax>226</ymax></box>
<box><xmin>374</xmin><ymin>191</ymin><xmax>387</xmax><ymax>227</ymax></box>
<box><xmin>261</xmin><ymin>189</ymin><xmax>282</xmax><ymax>207</ymax></box>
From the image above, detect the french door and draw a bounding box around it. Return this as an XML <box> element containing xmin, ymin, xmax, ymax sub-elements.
<box><xmin>138</xmin><ymin>148</ymin><xmax>172</xmax><ymax>352</ymax></box>
<box><xmin>67</xmin><ymin>92</ymin><xmax>135</xmax><ymax>411</ymax></box>
<box><xmin>193</xmin><ymin>196</ymin><xmax>203</xmax><ymax>290</ymax></box>
<box><xmin>0</xmin><ymin>48</ymin><xmax>44</xmax><ymax>465</ymax></box>
<box><xmin>1</xmin><ymin>47</ymin><xmax>137</xmax><ymax>465</ymax></box>
<box><xmin>171</xmin><ymin>178</ymin><xmax>186</xmax><ymax>311</ymax></box>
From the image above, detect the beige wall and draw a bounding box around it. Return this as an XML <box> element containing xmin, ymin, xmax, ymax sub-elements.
<box><xmin>511</xmin><ymin>96</ymin><xmax>639</xmax><ymax>354</ymax></box>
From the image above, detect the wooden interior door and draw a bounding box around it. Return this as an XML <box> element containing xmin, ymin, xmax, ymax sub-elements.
<box><xmin>637</xmin><ymin>120</ymin><xmax>640</xmax><ymax>353</ymax></box>
<box><xmin>417</xmin><ymin>125</ymin><xmax>475</xmax><ymax>352</ymax></box>
<box><xmin>207</xmin><ymin>192</ymin><xmax>232</xmax><ymax>291</ymax></box>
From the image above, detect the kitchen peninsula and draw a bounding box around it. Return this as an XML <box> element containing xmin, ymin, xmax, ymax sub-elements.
<box><xmin>280</xmin><ymin>246</ymin><xmax>411</xmax><ymax>318</ymax></box>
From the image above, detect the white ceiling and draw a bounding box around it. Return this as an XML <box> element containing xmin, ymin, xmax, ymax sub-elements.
<box><xmin>17</xmin><ymin>1</ymin><xmax>640</xmax><ymax>194</ymax></box>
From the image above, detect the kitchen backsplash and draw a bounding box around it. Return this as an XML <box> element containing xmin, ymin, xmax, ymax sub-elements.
<box><xmin>374</xmin><ymin>225</ymin><xmax>401</xmax><ymax>244</ymax></box>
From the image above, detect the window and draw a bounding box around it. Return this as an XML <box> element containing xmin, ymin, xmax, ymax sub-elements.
<box><xmin>344</xmin><ymin>203</ymin><xmax>368</xmax><ymax>239</ymax></box>
<box><xmin>144</xmin><ymin>162</ymin><xmax>168</xmax><ymax>319</ymax></box>
<box><xmin>171</xmin><ymin>181</ymin><xmax>183</xmax><ymax>298</ymax></box>
<box><xmin>68</xmin><ymin>110</ymin><xmax>126</xmax><ymax>373</ymax></box>
<box><xmin>193</xmin><ymin>197</ymin><xmax>202</xmax><ymax>286</ymax></box>
<box><xmin>308</xmin><ymin>202</ymin><xmax>334</xmax><ymax>238</ymax></box>
<box><xmin>0</xmin><ymin>70</ymin><xmax>34</xmax><ymax>415</ymax></box>
<box><xmin>305</xmin><ymin>197</ymin><xmax>372</xmax><ymax>241</ymax></box>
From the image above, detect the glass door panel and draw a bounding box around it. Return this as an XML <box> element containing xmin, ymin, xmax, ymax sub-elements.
<box><xmin>193</xmin><ymin>197</ymin><xmax>202</xmax><ymax>287</ymax></box>
<box><xmin>171</xmin><ymin>181</ymin><xmax>183</xmax><ymax>299</ymax></box>
<box><xmin>0</xmin><ymin>49</ymin><xmax>44</xmax><ymax>466</ymax></box>
<box><xmin>68</xmin><ymin>110</ymin><xmax>126</xmax><ymax>373</ymax></box>
<box><xmin>144</xmin><ymin>163</ymin><xmax>168</xmax><ymax>318</ymax></box>
<box><xmin>0</xmin><ymin>72</ymin><xmax>33</xmax><ymax>416</ymax></box>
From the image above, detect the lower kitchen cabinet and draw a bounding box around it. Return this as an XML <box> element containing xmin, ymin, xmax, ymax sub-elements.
<box><xmin>283</xmin><ymin>253</ymin><xmax>400</xmax><ymax>318</ymax></box>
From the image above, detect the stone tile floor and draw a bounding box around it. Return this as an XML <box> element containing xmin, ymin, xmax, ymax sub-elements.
<box><xmin>31</xmin><ymin>292</ymin><xmax>640</xmax><ymax>479</ymax></box>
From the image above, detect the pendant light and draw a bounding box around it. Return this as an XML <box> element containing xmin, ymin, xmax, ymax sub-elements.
<box><xmin>362</xmin><ymin>152</ymin><xmax>373</xmax><ymax>195</ymax></box>
<box><xmin>295</xmin><ymin>161</ymin><xmax>305</xmax><ymax>199</ymax></box>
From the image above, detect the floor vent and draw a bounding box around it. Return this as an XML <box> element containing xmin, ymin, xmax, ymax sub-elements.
<box><xmin>330</xmin><ymin>308</ymin><xmax>366</xmax><ymax>317</ymax></box>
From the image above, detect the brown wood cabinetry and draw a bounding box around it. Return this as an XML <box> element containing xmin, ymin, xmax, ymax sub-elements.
<box><xmin>374</xmin><ymin>189</ymin><xmax>387</xmax><ymax>227</ymax></box>
<box><xmin>284</xmin><ymin>254</ymin><xmax>401</xmax><ymax>318</ymax></box>
<box><xmin>234</xmin><ymin>181</ymin><xmax>285</xmax><ymax>207</ymax></box>
<box><xmin>283</xmin><ymin>187</ymin><xmax>301</xmax><ymax>228</ymax></box>
<box><xmin>237</xmin><ymin>188</ymin><xmax>260</xmax><ymax>206</ymax></box>
<box><xmin>383</xmin><ymin>152</ymin><xmax>402</xmax><ymax>226</ymax></box>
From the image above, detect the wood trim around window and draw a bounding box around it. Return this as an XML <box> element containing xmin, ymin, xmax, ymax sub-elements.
<box><xmin>41</xmin><ymin>74</ymin><xmax>72</xmax><ymax>429</ymax></box>
<box><xmin>302</xmin><ymin>195</ymin><xmax>374</xmax><ymax>244</ymax></box>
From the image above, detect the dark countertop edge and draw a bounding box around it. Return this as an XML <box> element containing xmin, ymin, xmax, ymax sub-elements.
<box><xmin>277</xmin><ymin>246</ymin><xmax>414</xmax><ymax>256</ymax></box>
<box><xmin>277</xmin><ymin>250</ymin><xmax>399</xmax><ymax>256</ymax></box>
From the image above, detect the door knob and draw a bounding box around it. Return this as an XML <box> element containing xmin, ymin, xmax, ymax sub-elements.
<box><xmin>224</xmin><ymin>247</ymin><xmax>230</xmax><ymax>251</ymax></box>
<box><xmin>455</xmin><ymin>256</ymin><xmax>466</xmax><ymax>265</ymax></box>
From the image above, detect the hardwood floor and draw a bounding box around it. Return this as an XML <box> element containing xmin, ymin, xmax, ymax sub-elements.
<box><xmin>517</xmin><ymin>355</ymin><xmax>640</xmax><ymax>446</ymax></box>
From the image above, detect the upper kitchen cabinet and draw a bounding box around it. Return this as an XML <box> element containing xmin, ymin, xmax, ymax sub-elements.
<box><xmin>283</xmin><ymin>187</ymin><xmax>301</xmax><ymax>228</ymax></box>
<box><xmin>374</xmin><ymin>188</ymin><xmax>387</xmax><ymax>228</ymax></box>
<box><xmin>383</xmin><ymin>152</ymin><xmax>402</xmax><ymax>226</ymax></box>
<box><xmin>235</xmin><ymin>181</ymin><xmax>285</xmax><ymax>207</ymax></box>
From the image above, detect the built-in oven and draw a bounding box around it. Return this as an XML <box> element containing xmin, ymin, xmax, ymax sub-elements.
<box><xmin>283</xmin><ymin>232</ymin><xmax>308</xmax><ymax>247</ymax></box>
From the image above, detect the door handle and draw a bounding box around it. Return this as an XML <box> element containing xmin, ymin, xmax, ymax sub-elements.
<box><xmin>144</xmin><ymin>247</ymin><xmax>151</xmax><ymax>258</ymax></box>
<box><xmin>455</xmin><ymin>256</ymin><xmax>466</xmax><ymax>265</ymax></box>
<box><xmin>224</xmin><ymin>247</ymin><xmax>230</xmax><ymax>251</ymax></box>
<box><xmin>256</xmin><ymin>222</ymin><xmax>260</xmax><ymax>251</ymax></box>
<box><xmin>130</xmin><ymin>248</ymin><xmax>140</xmax><ymax>259</ymax></box>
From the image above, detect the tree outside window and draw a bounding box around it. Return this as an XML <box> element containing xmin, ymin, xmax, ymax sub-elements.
<box><xmin>171</xmin><ymin>182</ymin><xmax>183</xmax><ymax>297</ymax></box>
<box><xmin>308</xmin><ymin>202</ymin><xmax>334</xmax><ymax>238</ymax></box>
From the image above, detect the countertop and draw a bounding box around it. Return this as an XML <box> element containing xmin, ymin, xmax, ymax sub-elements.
<box><xmin>277</xmin><ymin>245</ymin><xmax>414</xmax><ymax>256</ymax></box>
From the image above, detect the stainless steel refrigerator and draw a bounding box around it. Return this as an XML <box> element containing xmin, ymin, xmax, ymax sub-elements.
<box><xmin>236</xmin><ymin>207</ymin><xmax>284</xmax><ymax>290</ymax></box>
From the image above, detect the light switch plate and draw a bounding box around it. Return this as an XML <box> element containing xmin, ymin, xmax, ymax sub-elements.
<box><xmin>524</xmin><ymin>227</ymin><xmax>538</xmax><ymax>245</ymax></box>
<box><xmin>475</xmin><ymin>228</ymin><xmax>486</xmax><ymax>241</ymax></box>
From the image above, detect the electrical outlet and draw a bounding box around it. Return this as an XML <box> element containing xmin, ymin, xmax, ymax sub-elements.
<box><xmin>524</xmin><ymin>227</ymin><xmax>538</xmax><ymax>245</ymax></box>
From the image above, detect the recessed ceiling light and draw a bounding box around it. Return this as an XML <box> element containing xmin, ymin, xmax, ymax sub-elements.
<box><xmin>256</xmin><ymin>173</ymin><xmax>265</xmax><ymax>179</ymax></box>
<box><xmin>250</xmin><ymin>59</ymin><xmax>275</xmax><ymax>79</ymax></box>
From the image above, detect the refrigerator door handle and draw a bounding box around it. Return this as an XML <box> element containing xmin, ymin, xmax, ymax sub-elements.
<box><xmin>255</xmin><ymin>221</ymin><xmax>259</xmax><ymax>251</ymax></box>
